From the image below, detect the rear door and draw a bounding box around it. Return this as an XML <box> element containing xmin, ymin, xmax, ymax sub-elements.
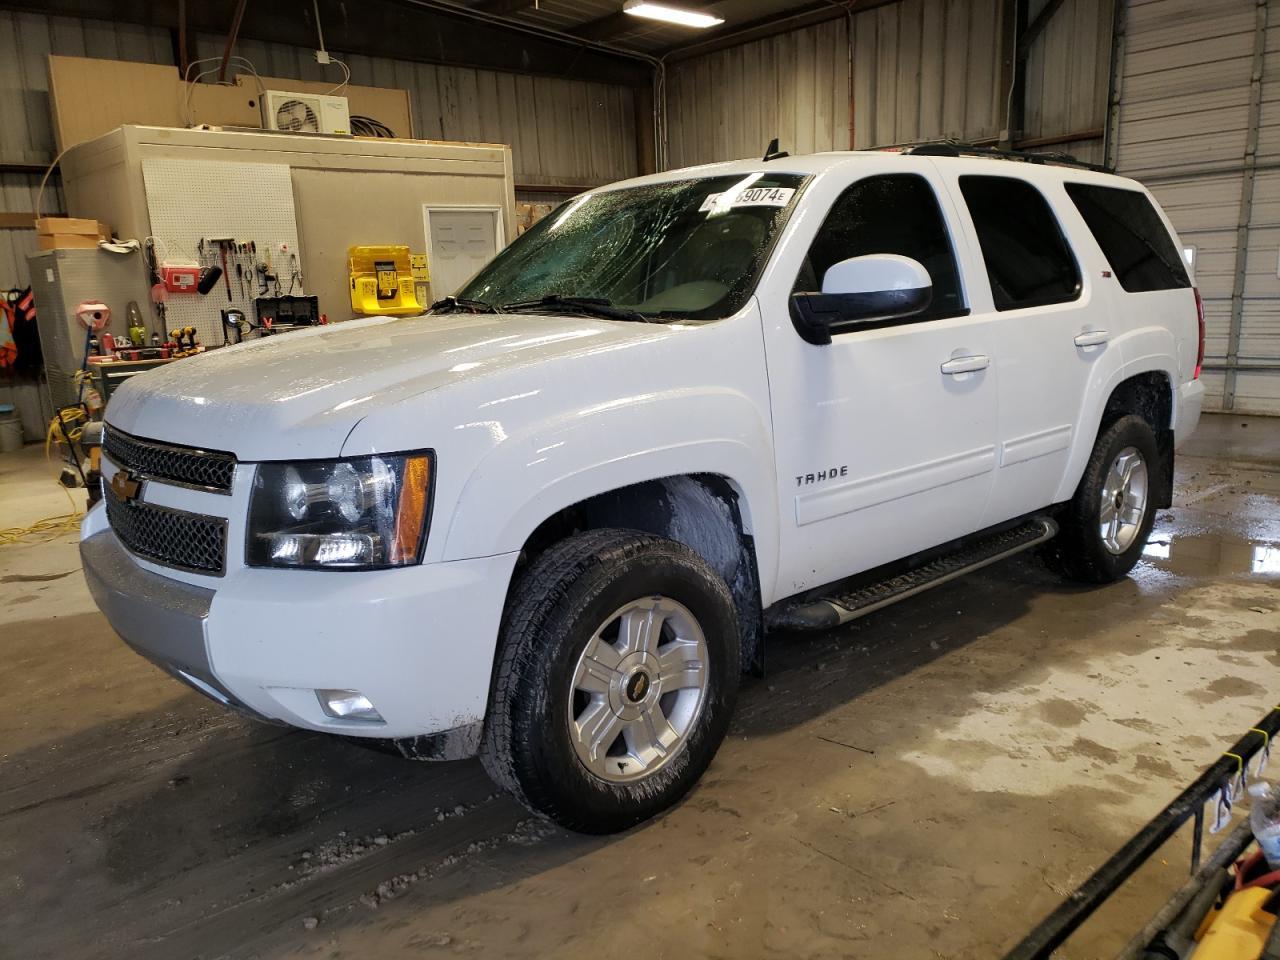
<box><xmin>938</xmin><ymin>167</ymin><xmax>1106</xmax><ymax>526</ymax></box>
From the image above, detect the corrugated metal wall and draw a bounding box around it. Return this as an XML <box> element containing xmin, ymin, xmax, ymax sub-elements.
<box><xmin>0</xmin><ymin>11</ymin><xmax>170</xmax><ymax>290</ymax></box>
<box><xmin>1114</xmin><ymin>0</ymin><xmax>1279</xmax><ymax>413</ymax></box>
<box><xmin>0</xmin><ymin>10</ymin><xmax>638</xmax><ymax>289</ymax></box>
<box><xmin>852</xmin><ymin>0</ymin><xmax>1005</xmax><ymax>148</ymax></box>
<box><xmin>664</xmin><ymin>21</ymin><xmax>848</xmax><ymax>167</ymax></box>
<box><xmin>191</xmin><ymin>35</ymin><xmax>637</xmax><ymax>189</ymax></box>
<box><xmin>1022</xmin><ymin>0</ymin><xmax>1115</xmax><ymax>165</ymax></box>
<box><xmin>665</xmin><ymin>0</ymin><xmax>1111</xmax><ymax>167</ymax></box>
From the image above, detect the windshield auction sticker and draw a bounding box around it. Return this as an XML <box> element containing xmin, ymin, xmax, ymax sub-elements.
<box><xmin>700</xmin><ymin>186</ymin><xmax>795</xmax><ymax>212</ymax></box>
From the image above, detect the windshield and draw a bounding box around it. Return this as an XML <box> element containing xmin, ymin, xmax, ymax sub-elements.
<box><xmin>453</xmin><ymin>172</ymin><xmax>807</xmax><ymax>321</ymax></box>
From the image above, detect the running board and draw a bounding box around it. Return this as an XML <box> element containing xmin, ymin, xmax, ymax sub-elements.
<box><xmin>769</xmin><ymin>516</ymin><xmax>1059</xmax><ymax>631</ymax></box>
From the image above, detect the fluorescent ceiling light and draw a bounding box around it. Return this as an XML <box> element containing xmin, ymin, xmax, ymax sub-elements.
<box><xmin>623</xmin><ymin>0</ymin><xmax>724</xmax><ymax>28</ymax></box>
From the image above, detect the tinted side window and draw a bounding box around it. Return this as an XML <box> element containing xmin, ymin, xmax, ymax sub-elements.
<box><xmin>794</xmin><ymin>174</ymin><xmax>965</xmax><ymax>320</ymax></box>
<box><xmin>958</xmin><ymin>176</ymin><xmax>1081</xmax><ymax>311</ymax></box>
<box><xmin>1064</xmin><ymin>183</ymin><xmax>1190</xmax><ymax>292</ymax></box>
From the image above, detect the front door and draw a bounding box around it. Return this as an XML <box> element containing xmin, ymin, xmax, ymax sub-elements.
<box><xmin>760</xmin><ymin>164</ymin><xmax>1000</xmax><ymax>598</ymax></box>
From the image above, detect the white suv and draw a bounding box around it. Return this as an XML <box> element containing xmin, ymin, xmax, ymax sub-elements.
<box><xmin>82</xmin><ymin>146</ymin><xmax>1204</xmax><ymax>834</ymax></box>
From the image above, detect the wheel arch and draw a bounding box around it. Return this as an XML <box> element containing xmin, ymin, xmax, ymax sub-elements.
<box><xmin>1060</xmin><ymin>366</ymin><xmax>1177</xmax><ymax>508</ymax></box>
<box><xmin>511</xmin><ymin>474</ymin><xmax>766</xmax><ymax>674</ymax></box>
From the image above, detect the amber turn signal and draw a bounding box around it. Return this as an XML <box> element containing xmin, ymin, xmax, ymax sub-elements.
<box><xmin>390</xmin><ymin>454</ymin><xmax>432</xmax><ymax>564</ymax></box>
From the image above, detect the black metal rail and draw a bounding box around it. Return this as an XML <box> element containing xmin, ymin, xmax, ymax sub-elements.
<box><xmin>901</xmin><ymin>139</ymin><xmax>1114</xmax><ymax>174</ymax></box>
<box><xmin>1002</xmin><ymin>706</ymin><xmax>1280</xmax><ymax>960</ymax></box>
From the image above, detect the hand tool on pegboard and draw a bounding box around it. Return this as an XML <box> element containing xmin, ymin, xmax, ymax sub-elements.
<box><xmin>207</xmin><ymin>238</ymin><xmax>235</xmax><ymax>301</ymax></box>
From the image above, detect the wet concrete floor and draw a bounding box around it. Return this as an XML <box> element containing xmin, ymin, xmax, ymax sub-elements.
<box><xmin>1</xmin><ymin>413</ymin><xmax>1277</xmax><ymax>959</ymax></box>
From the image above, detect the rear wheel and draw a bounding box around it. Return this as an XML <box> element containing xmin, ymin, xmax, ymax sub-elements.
<box><xmin>480</xmin><ymin>529</ymin><xmax>739</xmax><ymax>834</ymax></box>
<box><xmin>1048</xmin><ymin>414</ymin><xmax>1160</xmax><ymax>583</ymax></box>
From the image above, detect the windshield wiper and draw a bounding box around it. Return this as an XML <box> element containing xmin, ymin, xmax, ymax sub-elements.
<box><xmin>430</xmin><ymin>296</ymin><xmax>501</xmax><ymax>314</ymax></box>
<box><xmin>501</xmin><ymin>295</ymin><xmax>653</xmax><ymax>322</ymax></box>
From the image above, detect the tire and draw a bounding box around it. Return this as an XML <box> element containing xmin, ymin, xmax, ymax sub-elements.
<box><xmin>1048</xmin><ymin>414</ymin><xmax>1161</xmax><ymax>583</ymax></box>
<box><xmin>480</xmin><ymin>529</ymin><xmax>740</xmax><ymax>834</ymax></box>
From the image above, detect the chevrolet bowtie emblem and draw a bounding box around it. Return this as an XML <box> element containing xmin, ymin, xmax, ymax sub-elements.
<box><xmin>110</xmin><ymin>470</ymin><xmax>142</xmax><ymax>503</ymax></box>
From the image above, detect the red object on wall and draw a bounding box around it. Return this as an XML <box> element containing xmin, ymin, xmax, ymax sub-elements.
<box><xmin>162</xmin><ymin>264</ymin><xmax>200</xmax><ymax>293</ymax></box>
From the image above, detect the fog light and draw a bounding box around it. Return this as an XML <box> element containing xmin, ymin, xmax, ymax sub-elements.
<box><xmin>316</xmin><ymin>688</ymin><xmax>384</xmax><ymax>723</ymax></box>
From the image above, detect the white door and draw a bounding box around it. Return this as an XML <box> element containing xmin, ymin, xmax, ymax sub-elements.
<box><xmin>424</xmin><ymin>207</ymin><xmax>502</xmax><ymax>298</ymax></box>
<box><xmin>937</xmin><ymin>167</ymin><xmax>1109</xmax><ymax>527</ymax></box>
<box><xmin>761</xmin><ymin>166</ymin><xmax>1000</xmax><ymax>597</ymax></box>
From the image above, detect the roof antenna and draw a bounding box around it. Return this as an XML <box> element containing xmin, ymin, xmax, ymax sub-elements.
<box><xmin>763</xmin><ymin>138</ymin><xmax>789</xmax><ymax>162</ymax></box>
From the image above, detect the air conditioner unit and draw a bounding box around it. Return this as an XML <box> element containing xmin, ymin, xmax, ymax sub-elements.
<box><xmin>261</xmin><ymin>90</ymin><xmax>351</xmax><ymax>136</ymax></box>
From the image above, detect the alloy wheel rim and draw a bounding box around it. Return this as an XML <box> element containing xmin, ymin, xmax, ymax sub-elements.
<box><xmin>1099</xmin><ymin>446</ymin><xmax>1149</xmax><ymax>555</ymax></box>
<box><xmin>567</xmin><ymin>596</ymin><xmax>709</xmax><ymax>784</ymax></box>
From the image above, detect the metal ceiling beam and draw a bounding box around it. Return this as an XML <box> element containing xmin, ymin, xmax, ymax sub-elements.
<box><xmin>0</xmin><ymin>0</ymin><xmax>653</xmax><ymax>85</ymax></box>
<box><xmin>569</xmin><ymin>10</ymin><xmax>635</xmax><ymax>42</ymax></box>
<box><xmin>1017</xmin><ymin>0</ymin><xmax>1067</xmax><ymax>56</ymax></box>
<box><xmin>661</xmin><ymin>0</ymin><xmax>901</xmax><ymax>63</ymax></box>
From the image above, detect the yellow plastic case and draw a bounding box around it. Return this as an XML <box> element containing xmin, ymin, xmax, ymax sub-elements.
<box><xmin>1193</xmin><ymin>886</ymin><xmax>1276</xmax><ymax>959</ymax></box>
<box><xmin>349</xmin><ymin>245</ymin><xmax>426</xmax><ymax>315</ymax></box>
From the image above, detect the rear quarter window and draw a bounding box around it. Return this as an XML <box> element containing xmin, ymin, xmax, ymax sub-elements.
<box><xmin>957</xmin><ymin>175</ymin><xmax>1082</xmax><ymax>311</ymax></box>
<box><xmin>1064</xmin><ymin>183</ymin><xmax>1190</xmax><ymax>293</ymax></box>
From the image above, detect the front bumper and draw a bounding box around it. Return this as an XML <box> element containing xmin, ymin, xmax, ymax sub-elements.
<box><xmin>81</xmin><ymin>524</ymin><xmax>520</xmax><ymax>740</ymax></box>
<box><xmin>81</xmin><ymin>529</ymin><xmax>262</xmax><ymax>717</ymax></box>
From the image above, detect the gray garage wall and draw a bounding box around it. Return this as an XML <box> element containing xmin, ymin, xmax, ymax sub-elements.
<box><xmin>664</xmin><ymin>0</ymin><xmax>1113</xmax><ymax>167</ymax></box>
<box><xmin>0</xmin><ymin>9</ymin><xmax>639</xmax><ymax>290</ymax></box>
<box><xmin>1113</xmin><ymin>0</ymin><xmax>1280</xmax><ymax>414</ymax></box>
<box><xmin>187</xmin><ymin>34</ymin><xmax>637</xmax><ymax>192</ymax></box>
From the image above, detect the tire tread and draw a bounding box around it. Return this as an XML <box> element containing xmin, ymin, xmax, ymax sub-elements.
<box><xmin>1048</xmin><ymin>414</ymin><xmax>1159</xmax><ymax>583</ymax></box>
<box><xmin>480</xmin><ymin>529</ymin><xmax>737</xmax><ymax>833</ymax></box>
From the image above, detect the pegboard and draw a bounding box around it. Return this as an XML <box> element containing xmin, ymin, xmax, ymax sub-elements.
<box><xmin>141</xmin><ymin>158</ymin><xmax>306</xmax><ymax>347</ymax></box>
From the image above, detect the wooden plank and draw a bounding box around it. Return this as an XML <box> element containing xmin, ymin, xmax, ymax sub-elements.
<box><xmin>46</xmin><ymin>55</ymin><xmax>414</xmax><ymax>152</ymax></box>
<box><xmin>0</xmin><ymin>213</ymin><xmax>37</xmax><ymax>229</ymax></box>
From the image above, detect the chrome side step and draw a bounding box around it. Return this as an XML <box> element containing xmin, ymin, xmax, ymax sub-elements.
<box><xmin>770</xmin><ymin>516</ymin><xmax>1058</xmax><ymax>631</ymax></box>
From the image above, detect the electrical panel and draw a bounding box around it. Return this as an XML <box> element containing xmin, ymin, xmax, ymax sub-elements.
<box><xmin>27</xmin><ymin>248</ymin><xmax>152</xmax><ymax>409</ymax></box>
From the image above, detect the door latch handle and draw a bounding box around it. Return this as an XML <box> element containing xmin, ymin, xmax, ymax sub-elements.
<box><xmin>1074</xmin><ymin>329</ymin><xmax>1110</xmax><ymax>347</ymax></box>
<box><xmin>940</xmin><ymin>355</ymin><xmax>990</xmax><ymax>375</ymax></box>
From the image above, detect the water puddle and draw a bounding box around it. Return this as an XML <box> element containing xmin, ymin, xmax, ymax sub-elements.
<box><xmin>1141</xmin><ymin>533</ymin><xmax>1280</xmax><ymax>577</ymax></box>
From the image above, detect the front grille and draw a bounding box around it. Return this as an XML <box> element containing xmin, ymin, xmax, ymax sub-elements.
<box><xmin>105</xmin><ymin>485</ymin><xmax>228</xmax><ymax>575</ymax></box>
<box><xmin>104</xmin><ymin>427</ymin><xmax>236</xmax><ymax>493</ymax></box>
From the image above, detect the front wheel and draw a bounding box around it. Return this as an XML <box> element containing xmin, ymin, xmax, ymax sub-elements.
<box><xmin>1048</xmin><ymin>414</ymin><xmax>1161</xmax><ymax>583</ymax></box>
<box><xmin>480</xmin><ymin>529</ymin><xmax>740</xmax><ymax>834</ymax></box>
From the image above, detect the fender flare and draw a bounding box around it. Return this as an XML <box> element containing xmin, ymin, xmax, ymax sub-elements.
<box><xmin>1054</xmin><ymin>332</ymin><xmax>1179</xmax><ymax>504</ymax></box>
<box><xmin>439</xmin><ymin>387</ymin><xmax>781</xmax><ymax>602</ymax></box>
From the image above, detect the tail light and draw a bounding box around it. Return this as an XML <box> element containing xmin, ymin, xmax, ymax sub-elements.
<box><xmin>1193</xmin><ymin>287</ymin><xmax>1205</xmax><ymax>380</ymax></box>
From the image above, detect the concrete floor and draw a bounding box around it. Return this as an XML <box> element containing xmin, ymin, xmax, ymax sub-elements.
<box><xmin>1</xmin><ymin>414</ymin><xmax>1278</xmax><ymax>960</ymax></box>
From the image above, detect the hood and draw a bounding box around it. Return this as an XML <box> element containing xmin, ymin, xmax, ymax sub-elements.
<box><xmin>104</xmin><ymin>312</ymin><xmax>667</xmax><ymax>460</ymax></box>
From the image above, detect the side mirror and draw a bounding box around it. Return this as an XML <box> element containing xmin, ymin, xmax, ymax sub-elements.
<box><xmin>789</xmin><ymin>254</ymin><xmax>933</xmax><ymax>345</ymax></box>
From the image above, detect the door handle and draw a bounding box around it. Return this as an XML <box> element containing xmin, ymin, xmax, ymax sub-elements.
<box><xmin>1074</xmin><ymin>329</ymin><xmax>1110</xmax><ymax>347</ymax></box>
<box><xmin>940</xmin><ymin>355</ymin><xmax>990</xmax><ymax>375</ymax></box>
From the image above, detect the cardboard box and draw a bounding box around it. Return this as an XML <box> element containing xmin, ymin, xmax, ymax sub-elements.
<box><xmin>36</xmin><ymin>233</ymin><xmax>102</xmax><ymax>250</ymax></box>
<box><xmin>35</xmin><ymin>217</ymin><xmax>104</xmax><ymax>236</ymax></box>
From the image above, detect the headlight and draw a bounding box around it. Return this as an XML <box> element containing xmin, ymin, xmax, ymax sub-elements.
<box><xmin>247</xmin><ymin>452</ymin><xmax>433</xmax><ymax>569</ymax></box>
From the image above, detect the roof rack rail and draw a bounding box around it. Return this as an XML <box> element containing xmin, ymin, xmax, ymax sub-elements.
<box><xmin>897</xmin><ymin>139</ymin><xmax>1113</xmax><ymax>174</ymax></box>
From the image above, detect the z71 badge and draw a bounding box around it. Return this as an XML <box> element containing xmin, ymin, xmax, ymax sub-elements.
<box><xmin>796</xmin><ymin>465</ymin><xmax>848</xmax><ymax>486</ymax></box>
